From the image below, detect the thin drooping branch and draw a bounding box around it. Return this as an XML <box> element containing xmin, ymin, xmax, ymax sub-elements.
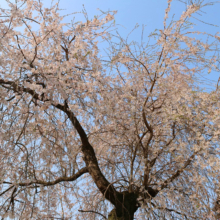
<box><xmin>17</xmin><ymin>167</ymin><xmax>89</xmax><ymax>187</ymax></box>
<box><xmin>0</xmin><ymin>185</ymin><xmax>14</xmax><ymax>197</ymax></box>
<box><xmin>2</xmin><ymin>167</ymin><xmax>88</xmax><ymax>189</ymax></box>
<box><xmin>0</xmin><ymin>79</ymin><xmax>119</xmax><ymax>205</ymax></box>
<box><xmin>160</xmin><ymin>150</ymin><xmax>198</xmax><ymax>190</ymax></box>
<box><xmin>78</xmin><ymin>209</ymin><xmax>107</xmax><ymax>219</ymax></box>
<box><xmin>148</xmin><ymin>122</ymin><xmax>177</xmax><ymax>175</ymax></box>
<box><xmin>151</xmin><ymin>202</ymin><xmax>190</xmax><ymax>219</ymax></box>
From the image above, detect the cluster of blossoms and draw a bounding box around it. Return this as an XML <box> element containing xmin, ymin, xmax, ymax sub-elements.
<box><xmin>0</xmin><ymin>0</ymin><xmax>220</xmax><ymax>219</ymax></box>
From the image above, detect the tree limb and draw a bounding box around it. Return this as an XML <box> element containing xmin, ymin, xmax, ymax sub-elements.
<box><xmin>78</xmin><ymin>209</ymin><xmax>107</xmax><ymax>219</ymax></box>
<box><xmin>0</xmin><ymin>79</ymin><xmax>119</xmax><ymax>205</ymax></box>
<box><xmin>18</xmin><ymin>167</ymin><xmax>89</xmax><ymax>187</ymax></box>
<box><xmin>160</xmin><ymin>150</ymin><xmax>198</xmax><ymax>190</ymax></box>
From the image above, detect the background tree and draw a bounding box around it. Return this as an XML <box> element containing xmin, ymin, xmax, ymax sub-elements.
<box><xmin>0</xmin><ymin>0</ymin><xmax>220</xmax><ymax>219</ymax></box>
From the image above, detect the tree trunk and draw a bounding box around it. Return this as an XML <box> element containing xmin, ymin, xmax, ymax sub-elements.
<box><xmin>107</xmin><ymin>191</ymin><xmax>138</xmax><ymax>220</ymax></box>
<box><xmin>108</xmin><ymin>209</ymin><xmax>124</xmax><ymax>220</ymax></box>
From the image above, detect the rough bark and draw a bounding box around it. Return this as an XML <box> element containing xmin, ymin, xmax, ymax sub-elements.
<box><xmin>107</xmin><ymin>191</ymin><xmax>139</xmax><ymax>220</ymax></box>
<box><xmin>0</xmin><ymin>79</ymin><xmax>162</xmax><ymax>220</ymax></box>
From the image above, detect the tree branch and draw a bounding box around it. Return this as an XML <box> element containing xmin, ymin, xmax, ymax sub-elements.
<box><xmin>0</xmin><ymin>79</ymin><xmax>119</xmax><ymax>205</ymax></box>
<box><xmin>18</xmin><ymin>167</ymin><xmax>89</xmax><ymax>187</ymax></box>
<box><xmin>160</xmin><ymin>150</ymin><xmax>198</xmax><ymax>190</ymax></box>
<box><xmin>78</xmin><ymin>209</ymin><xmax>107</xmax><ymax>219</ymax></box>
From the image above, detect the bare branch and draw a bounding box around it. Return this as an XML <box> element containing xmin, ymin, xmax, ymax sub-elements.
<box><xmin>78</xmin><ymin>209</ymin><xmax>107</xmax><ymax>219</ymax></box>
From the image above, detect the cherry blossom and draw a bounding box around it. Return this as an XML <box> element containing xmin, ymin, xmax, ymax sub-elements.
<box><xmin>0</xmin><ymin>0</ymin><xmax>220</xmax><ymax>219</ymax></box>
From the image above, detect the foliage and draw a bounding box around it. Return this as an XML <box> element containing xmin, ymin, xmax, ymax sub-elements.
<box><xmin>0</xmin><ymin>0</ymin><xmax>220</xmax><ymax>219</ymax></box>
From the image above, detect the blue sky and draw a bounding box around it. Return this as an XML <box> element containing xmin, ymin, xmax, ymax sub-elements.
<box><xmin>1</xmin><ymin>0</ymin><xmax>219</xmax><ymax>53</ymax></box>
<box><xmin>56</xmin><ymin>0</ymin><xmax>219</xmax><ymax>87</ymax></box>
<box><xmin>57</xmin><ymin>0</ymin><xmax>220</xmax><ymax>39</ymax></box>
<box><xmin>62</xmin><ymin>0</ymin><xmax>168</xmax><ymax>37</ymax></box>
<box><xmin>1</xmin><ymin>0</ymin><xmax>219</xmax><ymax>44</ymax></box>
<box><xmin>60</xmin><ymin>0</ymin><xmax>220</xmax><ymax>86</ymax></box>
<box><xmin>1</xmin><ymin>0</ymin><xmax>219</xmax><ymax>86</ymax></box>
